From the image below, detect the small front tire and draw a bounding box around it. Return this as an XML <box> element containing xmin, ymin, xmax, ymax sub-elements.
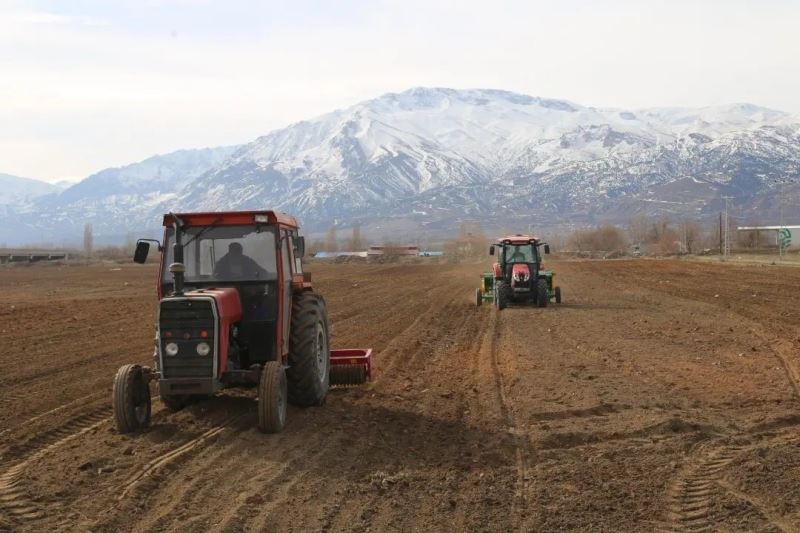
<box><xmin>555</xmin><ymin>286</ymin><xmax>562</xmax><ymax>304</ymax></box>
<box><xmin>258</xmin><ymin>361</ymin><xmax>287</xmax><ymax>434</ymax></box>
<box><xmin>475</xmin><ymin>288</ymin><xmax>482</xmax><ymax>307</ymax></box>
<box><xmin>113</xmin><ymin>364</ymin><xmax>151</xmax><ymax>434</ymax></box>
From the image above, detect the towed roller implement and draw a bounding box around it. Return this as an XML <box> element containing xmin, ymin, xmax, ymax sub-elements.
<box><xmin>330</xmin><ymin>348</ymin><xmax>373</xmax><ymax>386</ymax></box>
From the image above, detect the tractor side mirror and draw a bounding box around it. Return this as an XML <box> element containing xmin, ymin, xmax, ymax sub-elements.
<box><xmin>489</xmin><ymin>245</ymin><xmax>495</xmax><ymax>256</ymax></box>
<box><xmin>296</xmin><ymin>236</ymin><xmax>306</xmax><ymax>258</ymax></box>
<box><xmin>133</xmin><ymin>240</ymin><xmax>150</xmax><ymax>264</ymax></box>
<box><xmin>544</xmin><ymin>244</ymin><xmax>551</xmax><ymax>254</ymax></box>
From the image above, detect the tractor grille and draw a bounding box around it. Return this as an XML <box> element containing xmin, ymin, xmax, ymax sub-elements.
<box><xmin>159</xmin><ymin>298</ymin><xmax>216</xmax><ymax>379</ymax></box>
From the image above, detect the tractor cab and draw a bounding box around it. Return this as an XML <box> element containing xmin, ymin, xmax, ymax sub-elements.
<box><xmin>113</xmin><ymin>210</ymin><xmax>372</xmax><ymax>436</ymax></box>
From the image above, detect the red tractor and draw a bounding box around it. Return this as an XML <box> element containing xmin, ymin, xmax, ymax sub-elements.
<box><xmin>486</xmin><ymin>234</ymin><xmax>560</xmax><ymax>310</ymax></box>
<box><xmin>112</xmin><ymin>210</ymin><xmax>372</xmax><ymax>434</ymax></box>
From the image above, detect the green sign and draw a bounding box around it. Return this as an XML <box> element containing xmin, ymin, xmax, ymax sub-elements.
<box><xmin>779</xmin><ymin>228</ymin><xmax>792</xmax><ymax>250</ymax></box>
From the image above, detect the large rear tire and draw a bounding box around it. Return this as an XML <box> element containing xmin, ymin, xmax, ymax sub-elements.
<box><xmin>113</xmin><ymin>364</ymin><xmax>151</xmax><ymax>434</ymax></box>
<box><xmin>496</xmin><ymin>281</ymin><xmax>510</xmax><ymax>310</ymax></box>
<box><xmin>536</xmin><ymin>278</ymin><xmax>549</xmax><ymax>308</ymax></box>
<box><xmin>287</xmin><ymin>292</ymin><xmax>330</xmax><ymax>407</ymax></box>
<box><xmin>258</xmin><ymin>361</ymin><xmax>287</xmax><ymax>433</ymax></box>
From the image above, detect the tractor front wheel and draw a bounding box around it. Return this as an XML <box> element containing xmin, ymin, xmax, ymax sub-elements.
<box><xmin>496</xmin><ymin>281</ymin><xmax>510</xmax><ymax>310</ymax></box>
<box><xmin>287</xmin><ymin>292</ymin><xmax>330</xmax><ymax>407</ymax></box>
<box><xmin>536</xmin><ymin>279</ymin><xmax>549</xmax><ymax>308</ymax></box>
<box><xmin>475</xmin><ymin>288</ymin><xmax>482</xmax><ymax>307</ymax></box>
<box><xmin>555</xmin><ymin>286</ymin><xmax>562</xmax><ymax>304</ymax></box>
<box><xmin>113</xmin><ymin>364</ymin><xmax>151</xmax><ymax>434</ymax></box>
<box><xmin>258</xmin><ymin>361</ymin><xmax>287</xmax><ymax>433</ymax></box>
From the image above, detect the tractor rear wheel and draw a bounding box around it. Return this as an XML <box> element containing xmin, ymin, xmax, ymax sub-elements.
<box><xmin>475</xmin><ymin>288</ymin><xmax>482</xmax><ymax>306</ymax></box>
<box><xmin>555</xmin><ymin>286</ymin><xmax>562</xmax><ymax>304</ymax></box>
<box><xmin>113</xmin><ymin>364</ymin><xmax>151</xmax><ymax>434</ymax></box>
<box><xmin>536</xmin><ymin>279</ymin><xmax>549</xmax><ymax>308</ymax></box>
<box><xmin>287</xmin><ymin>292</ymin><xmax>330</xmax><ymax>407</ymax></box>
<box><xmin>496</xmin><ymin>281</ymin><xmax>510</xmax><ymax>310</ymax></box>
<box><xmin>258</xmin><ymin>361</ymin><xmax>287</xmax><ymax>433</ymax></box>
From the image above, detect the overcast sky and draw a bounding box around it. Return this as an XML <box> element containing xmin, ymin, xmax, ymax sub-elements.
<box><xmin>2</xmin><ymin>0</ymin><xmax>799</xmax><ymax>182</ymax></box>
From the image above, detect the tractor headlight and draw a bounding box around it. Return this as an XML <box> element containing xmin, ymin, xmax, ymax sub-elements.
<box><xmin>165</xmin><ymin>342</ymin><xmax>179</xmax><ymax>356</ymax></box>
<box><xmin>196</xmin><ymin>342</ymin><xmax>211</xmax><ymax>356</ymax></box>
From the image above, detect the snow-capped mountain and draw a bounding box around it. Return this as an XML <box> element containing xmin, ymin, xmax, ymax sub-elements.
<box><xmin>174</xmin><ymin>88</ymin><xmax>799</xmax><ymax>228</ymax></box>
<box><xmin>0</xmin><ymin>173</ymin><xmax>67</xmax><ymax>206</ymax></box>
<box><xmin>2</xmin><ymin>88</ymin><xmax>799</xmax><ymax>245</ymax></box>
<box><xmin>2</xmin><ymin>146</ymin><xmax>238</xmax><ymax>245</ymax></box>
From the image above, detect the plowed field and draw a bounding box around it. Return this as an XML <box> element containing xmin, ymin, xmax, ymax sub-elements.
<box><xmin>2</xmin><ymin>259</ymin><xmax>800</xmax><ymax>532</ymax></box>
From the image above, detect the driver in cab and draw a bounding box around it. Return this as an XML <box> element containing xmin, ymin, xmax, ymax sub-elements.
<box><xmin>508</xmin><ymin>246</ymin><xmax>527</xmax><ymax>263</ymax></box>
<box><xmin>214</xmin><ymin>242</ymin><xmax>268</xmax><ymax>279</ymax></box>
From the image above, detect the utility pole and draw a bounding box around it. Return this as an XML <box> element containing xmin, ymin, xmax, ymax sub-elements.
<box><xmin>722</xmin><ymin>196</ymin><xmax>733</xmax><ymax>261</ymax></box>
<box><xmin>779</xmin><ymin>182</ymin><xmax>785</xmax><ymax>260</ymax></box>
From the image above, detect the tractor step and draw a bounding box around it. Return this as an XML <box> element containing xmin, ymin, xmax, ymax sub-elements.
<box><xmin>330</xmin><ymin>348</ymin><xmax>373</xmax><ymax>386</ymax></box>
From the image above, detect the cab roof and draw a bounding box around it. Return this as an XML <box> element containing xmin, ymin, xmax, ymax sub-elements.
<box><xmin>162</xmin><ymin>210</ymin><xmax>299</xmax><ymax>228</ymax></box>
<box><xmin>496</xmin><ymin>234</ymin><xmax>541</xmax><ymax>245</ymax></box>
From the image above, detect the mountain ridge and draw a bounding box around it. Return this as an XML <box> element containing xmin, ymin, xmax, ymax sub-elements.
<box><xmin>2</xmin><ymin>87</ymin><xmax>799</xmax><ymax>245</ymax></box>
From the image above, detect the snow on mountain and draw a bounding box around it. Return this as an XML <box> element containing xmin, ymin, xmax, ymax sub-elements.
<box><xmin>171</xmin><ymin>88</ymin><xmax>798</xmax><ymax>229</ymax></box>
<box><xmin>0</xmin><ymin>173</ymin><xmax>65</xmax><ymax>206</ymax></box>
<box><xmin>5</xmin><ymin>146</ymin><xmax>239</xmax><ymax>245</ymax></box>
<box><xmin>2</xmin><ymin>88</ymin><xmax>799</xmax><ymax>245</ymax></box>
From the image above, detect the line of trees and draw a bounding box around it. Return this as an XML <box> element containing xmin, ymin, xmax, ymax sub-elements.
<box><xmin>568</xmin><ymin>215</ymin><xmax>722</xmax><ymax>255</ymax></box>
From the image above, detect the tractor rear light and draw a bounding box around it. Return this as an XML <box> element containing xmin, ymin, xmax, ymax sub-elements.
<box><xmin>165</xmin><ymin>342</ymin><xmax>179</xmax><ymax>356</ymax></box>
<box><xmin>199</xmin><ymin>330</ymin><xmax>209</xmax><ymax>338</ymax></box>
<box><xmin>196</xmin><ymin>342</ymin><xmax>211</xmax><ymax>356</ymax></box>
<box><xmin>164</xmin><ymin>331</ymin><xmax>172</xmax><ymax>338</ymax></box>
<box><xmin>183</xmin><ymin>332</ymin><xmax>191</xmax><ymax>340</ymax></box>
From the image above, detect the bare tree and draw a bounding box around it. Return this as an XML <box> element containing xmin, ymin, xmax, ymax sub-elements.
<box><xmin>627</xmin><ymin>215</ymin><xmax>649</xmax><ymax>246</ymax></box>
<box><xmin>83</xmin><ymin>223</ymin><xmax>93</xmax><ymax>262</ymax></box>
<box><xmin>324</xmin><ymin>227</ymin><xmax>339</xmax><ymax>252</ymax></box>
<box><xmin>570</xmin><ymin>224</ymin><xmax>627</xmax><ymax>253</ymax></box>
<box><xmin>682</xmin><ymin>220</ymin><xmax>702</xmax><ymax>254</ymax></box>
<box><xmin>348</xmin><ymin>223</ymin><xmax>363</xmax><ymax>251</ymax></box>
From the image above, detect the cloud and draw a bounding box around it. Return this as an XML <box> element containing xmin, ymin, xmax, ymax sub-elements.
<box><xmin>1</xmin><ymin>0</ymin><xmax>799</xmax><ymax>181</ymax></box>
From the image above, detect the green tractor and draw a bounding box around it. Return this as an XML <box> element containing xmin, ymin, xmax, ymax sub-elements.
<box><xmin>475</xmin><ymin>234</ymin><xmax>561</xmax><ymax>310</ymax></box>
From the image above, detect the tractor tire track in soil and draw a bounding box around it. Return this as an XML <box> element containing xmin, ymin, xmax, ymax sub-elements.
<box><xmin>663</xmin><ymin>440</ymin><xmax>746</xmax><ymax>532</ymax></box>
<box><xmin>117</xmin><ymin>414</ymin><xmax>247</xmax><ymax>500</ymax></box>
<box><xmin>0</xmin><ymin>407</ymin><xmax>111</xmax><ymax>523</ymax></box>
<box><xmin>5</xmin><ymin>260</ymin><xmax>800</xmax><ymax>531</ymax></box>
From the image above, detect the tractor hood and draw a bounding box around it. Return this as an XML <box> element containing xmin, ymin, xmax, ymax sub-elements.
<box><xmin>511</xmin><ymin>263</ymin><xmax>531</xmax><ymax>284</ymax></box>
<box><xmin>179</xmin><ymin>287</ymin><xmax>243</xmax><ymax>323</ymax></box>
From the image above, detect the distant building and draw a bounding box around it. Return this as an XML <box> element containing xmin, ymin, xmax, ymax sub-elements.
<box><xmin>367</xmin><ymin>245</ymin><xmax>419</xmax><ymax>256</ymax></box>
<box><xmin>737</xmin><ymin>225</ymin><xmax>800</xmax><ymax>250</ymax></box>
<box><xmin>313</xmin><ymin>251</ymin><xmax>368</xmax><ymax>258</ymax></box>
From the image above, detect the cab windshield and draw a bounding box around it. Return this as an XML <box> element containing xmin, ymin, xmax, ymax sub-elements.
<box><xmin>161</xmin><ymin>225</ymin><xmax>278</xmax><ymax>283</ymax></box>
<box><xmin>504</xmin><ymin>244</ymin><xmax>536</xmax><ymax>264</ymax></box>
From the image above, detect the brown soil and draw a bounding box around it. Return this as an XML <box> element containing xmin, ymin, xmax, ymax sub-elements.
<box><xmin>1</xmin><ymin>259</ymin><xmax>800</xmax><ymax>532</ymax></box>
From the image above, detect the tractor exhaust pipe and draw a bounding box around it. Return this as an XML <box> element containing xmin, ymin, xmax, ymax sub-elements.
<box><xmin>169</xmin><ymin>212</ymin><xmax>186</xmax><ymax>296</ymax></box>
